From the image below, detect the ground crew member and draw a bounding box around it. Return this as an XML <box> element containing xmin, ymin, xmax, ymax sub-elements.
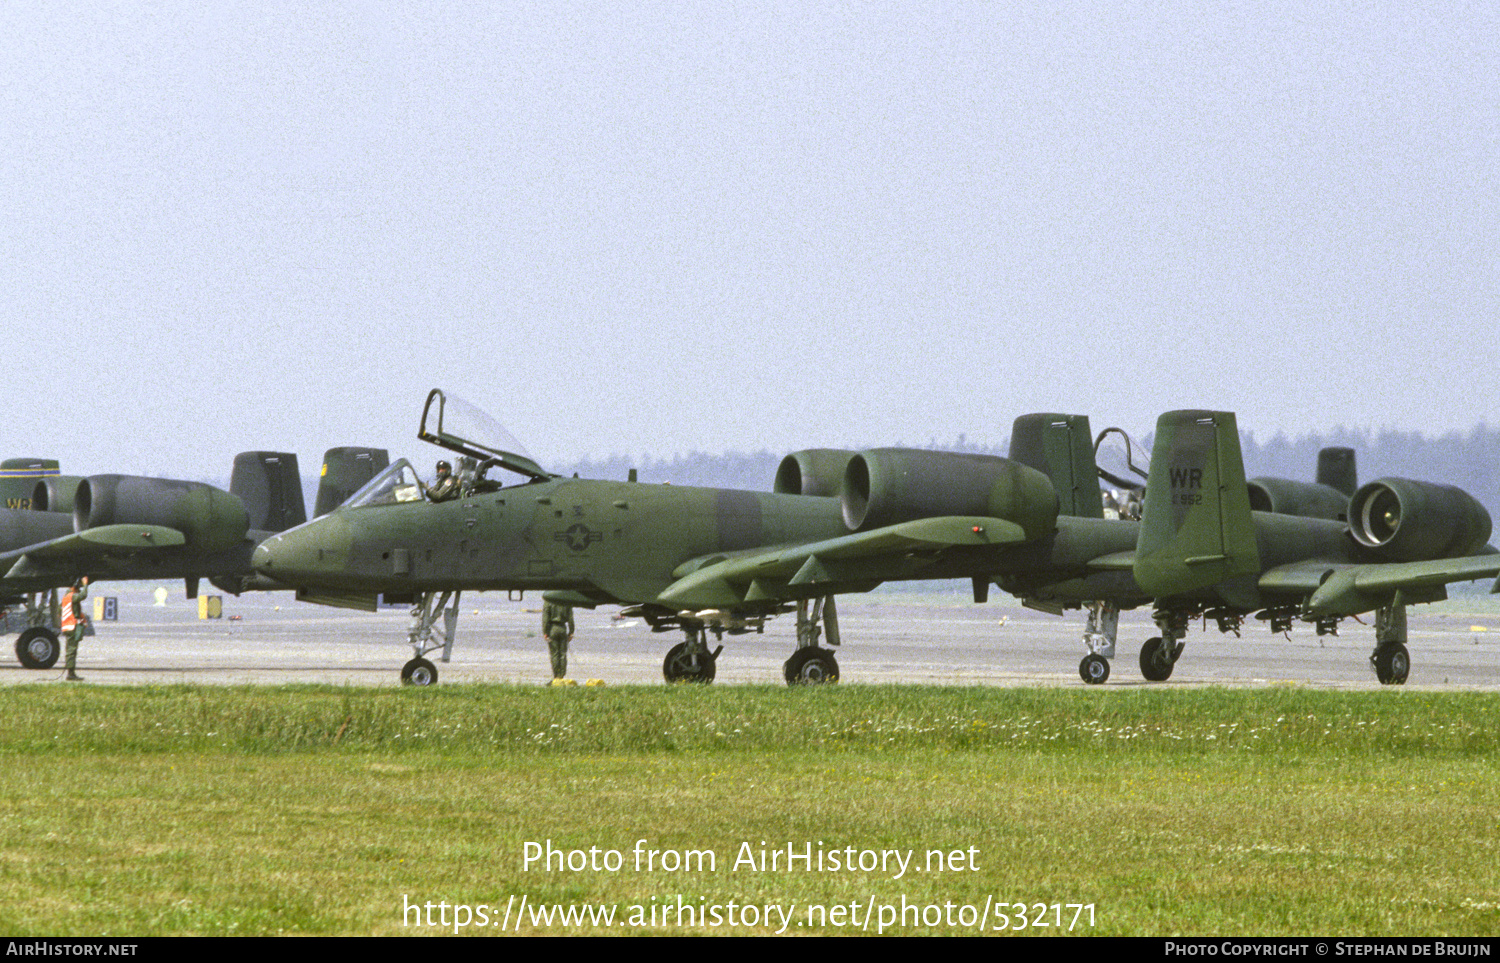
<box><xmin>542</xmin><ymin>600</ymin><xmax>574</xmax><ymax>681</ymax></box>
<box><xmin>427</xmin><ymin>460</ymin><xmax>460</xmax><ymax>503</ymax></box>
<box><xmin>61</xmin><ymin>576</ymin><xmax>88</xmax><ymax>682</ymax></box>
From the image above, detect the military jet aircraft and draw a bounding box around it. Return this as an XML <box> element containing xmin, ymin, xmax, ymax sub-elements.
<box><xmin>1063</xmin><ymin>410</ymin><xmax>1500</xmax><ymax>685</ymax></box>
<box><xmin>253</xmin><ymin>391</ymin><xmax>1146</xmax><ymax>685</ymax></box>
<box><xmin>255</xmin><ymin>393</ymin><xmax>1500</xmax><ymax>688</ymax></box>
<box><xmin>0</xmin><ymin>448</ymin><xmax>388</xmax><ymax>669</ymax></box>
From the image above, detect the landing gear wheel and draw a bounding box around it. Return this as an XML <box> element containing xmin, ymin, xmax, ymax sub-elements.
<box><xmin>1372</xmin><ymin>643</ymin><xmax>1410</xmax><ymax>685</ymax></box>
<box><xmin>1079</xmin><ymin>653</ymin><xmax>1110</xmax><ymax>685</ymax></box>
<box><xmin>663</xmin><ymin>642</ymin><xmax>716</xmax><ymax>683</ymax></box>
<box><xmin>784</xmin><ymin>648</ymin><xmax>839</xmax><ymax>686</ymax></box>
<box><xmin>1139</xmin><ymin>636</ymin><xmax>1174</xmax><ymax>682</ymax></box>
<box><xmin>15</xmin><ymin>627</ymin><xmax>60</xmax><ymax>669</ymax></box>
<box><xmin>401</xmin><ymin>657</ymin><xmax>438</xmax><ymax>686</ymax></box>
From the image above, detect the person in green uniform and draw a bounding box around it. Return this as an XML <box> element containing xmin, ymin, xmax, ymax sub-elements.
<box><xmin>61</xmin><ymin>576</ymin><xmax>89</xmax><ymax>682</ymax></box>
<box><xmin>542</xmin><ymin>600</ymin><xmax>574</xmax><ymax>681</ymax></box>
<box><xmin>427</xmin><ymin>461</ymin><xmax>460</xmax><ymax>503</ymax></box>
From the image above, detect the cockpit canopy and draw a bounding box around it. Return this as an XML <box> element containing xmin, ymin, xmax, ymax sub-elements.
<box><xmin>419</xmin><ymin>389</ymin><xmax>554</xmax><ymax>483</ymax></box>
<box><xmin>343</xmin><ymin>460</ymin><xmax>427</xmax><ymax>509</ymax></box>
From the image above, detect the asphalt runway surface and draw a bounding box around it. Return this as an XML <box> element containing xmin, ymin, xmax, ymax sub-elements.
<box><xmin>5</xmin><ymin>584</ymin><xmax>1500</xmax><ymax>689</ymax></box>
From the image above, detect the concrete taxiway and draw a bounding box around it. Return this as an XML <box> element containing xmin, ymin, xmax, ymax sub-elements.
<box><xmin>4</xmin><ymin>583</ymin><xmax>1500</xmax><ymax>688</ymax></box>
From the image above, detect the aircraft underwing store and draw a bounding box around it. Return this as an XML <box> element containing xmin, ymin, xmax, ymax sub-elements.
<box><xmin>248</xmin><ymin>391</ymin><xmax>1500</xmax><ymax>688</ymax></box>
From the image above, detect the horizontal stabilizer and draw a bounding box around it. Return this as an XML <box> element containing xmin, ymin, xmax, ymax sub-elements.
<box><xmin>1304</xmin><ymin>556</ymin><xmax>1500</xmax><ymax>617</ymax></box>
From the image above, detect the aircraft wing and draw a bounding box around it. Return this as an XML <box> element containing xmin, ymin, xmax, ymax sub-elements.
<box><xmin>657</xmin><ymin>515</ymin><xmax>1030</xmax><ymax>608</ymax></box>
<box><xmin>1259</xmin><ymin>556</ymin><xmax>1500</xmax><ymax>617</ymax></box>
<box><xmin>0</xmin><ymin>525</ymin><xmax>187</xmax><ymax>580</ymax></box>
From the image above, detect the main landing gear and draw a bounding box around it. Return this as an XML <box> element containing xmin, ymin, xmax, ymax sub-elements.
<box><xmin>1078</xmin><ymin>601</ymin><xmax>1117</xmax><ymax>684</ymax></box>
<box><xmin>649</xmin><ymin>595</ymin><xmax>842</xmax><ymax>685</ymax></box>
<box><xmin>1076</xmin><ymin>600</ymin><xmax>1185</xmax><ymax>685</ymax></box>
<box><xmin>662</xmin><ymin>627</ymin><xmax>721</xmax><ymax>683</ymax></box>
<box><xmin>1370</xmin><ymin>603</ymin><xmax>1410</xmax><ymax>685</ymax></box>
<box><xmin>783</xmin><ymin>596</ymin><xmax>839</xmax><ymax>686</ymax></box>
<box><xmin>16</xmin><ymin>626</ymin><xmax>61</xmax><ymax>669</ymax></box>
<box><xmin>10</xmin><ymin>592</ymin><xmax>61</xmax><ymax>670</ymax></box>
<box><xmin>400</xmin><ymin>590</ymin><xmax>461</xmax><ymax>686</ymax></box>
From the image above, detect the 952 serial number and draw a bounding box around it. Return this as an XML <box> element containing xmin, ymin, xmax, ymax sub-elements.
<box><xmin>992</xmin><ymin>902</ymin><xmax>1095</xmax><ymax>931</ymax></box>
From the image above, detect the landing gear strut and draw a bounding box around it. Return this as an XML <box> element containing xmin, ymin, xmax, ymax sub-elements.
<box><xmin>783</xmin><ymin>596</ymin><xmax>840</xmax><ymax>686</ymax></box>
<box><xmin>663</xmin><ymin>627</ymin><xmax>720</xmax><ymax>683</ymax></box>
<box><xmin>1140</xmin><ymin>608</ymin><xmax>1188</xmax><ymax>683</ymax></box>
<box><xmin>1371</xmin><ymin>602</ymin><xmax>1410</xmax><ymax>685</ymax></box>
<box><xmin>1078</xmin><ymin>601</ymin><xmax>1118</xmax><ymax>684</ymax></box>
<box><xmin>401</xmin><ymin>590</ymin><xmax>461</xmax><ymax>686</ymax></box>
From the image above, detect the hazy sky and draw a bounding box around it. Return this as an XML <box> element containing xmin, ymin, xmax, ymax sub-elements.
<box><xmin>5</xmin><ymin>2</ymin><xmax>1497</xmax><ymax>480</ymax></box>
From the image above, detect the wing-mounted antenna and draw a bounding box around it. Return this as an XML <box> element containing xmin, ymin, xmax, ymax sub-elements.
<box><xmin>418</xmin><ymin>389</ymin><xmax>555</xmax><ymax>482</ymax></box>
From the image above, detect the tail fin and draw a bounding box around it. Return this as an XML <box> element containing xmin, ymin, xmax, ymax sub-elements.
<box><xmin>1008</xmin><ymin>414</ymin><xmax>1104</xmax><ymax>519</ymax></box>
<box><xmin>315</xmin><ymin>448</ymin><xmax>390</xmax><ymax>516</ymax></box>
<box><xmin>231</xmin><ymin>452</ymin><xmax>307</xmax><ymax>533</ymax></box>
<box><xmin>2</xmin><ymin>458</ymin><xmax>59</xmax><ymax>510</ymax></box>
<box><xmin>1134</xmin><ymin>411</ymin><xmax>1260</xmax><ymax>603</ymax></box>
<box><xmin>1317</xmin><ymin>446</ymin><xmax>1357</xmax><ymax>497</ymax></box>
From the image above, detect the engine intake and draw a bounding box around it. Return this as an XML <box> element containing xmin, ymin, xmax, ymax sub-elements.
<box><xmin>74</xmin><ymin>475</ymin><xmax>250</xmax><ymax>554</ymax></box>
<box><xmin>1348</xmin><ymin>477</ymin><xmax>1491</xmax><ymax>561</ymax></box>
<box><xmin>30</xmin><ymin>476</ymin><xmax>85</xmax><ymax>513</ymax></box>
<box><xmin>774</xmin><ymin>449</ymin><xmax>856</xmax><ymax>497</ymax></box>
<box><xmin>840</xmin><ymin>449</ymin><xmax>1059</xmax><ymax>536</ymax></box>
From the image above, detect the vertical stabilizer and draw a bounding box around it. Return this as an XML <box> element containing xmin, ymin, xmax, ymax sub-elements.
<box><xmin>1134</xmin><ymin>411</ymin><xmax>1260</xmax><ymax>601</ymax></box>
<box><xmin>316</xmin><ymin>448</ymin><xmax>390</xmax><ymax>516</ymax></box>
<box><xmin>1317</xmin><ymin>447</ymin><xmax>1357</xmax><ymax>497</ymax></box>
<box><xmin>1008</xmin><ymin>413</ymin><xmax>1104</xmax><ymax>519</ymax></box>
<box><xmin>2</xmin><ymin>458</ymin><xmax>59</xmax><ymax>510</ymax></box>
<box><xmin>231</xmin><ymin>452</ymin><xmax>307</xmax><ymax>533</ymax></box>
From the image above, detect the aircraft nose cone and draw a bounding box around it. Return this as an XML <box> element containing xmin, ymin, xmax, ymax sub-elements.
<box><xmin>252</xmin><ymin>527</ymin><xmax>321</xmax><ymax>582</ymax></box>
<box><xmin>252</xmin><ymin>516</ymin><xmax>354</xmax><ymax>587</ymax></box>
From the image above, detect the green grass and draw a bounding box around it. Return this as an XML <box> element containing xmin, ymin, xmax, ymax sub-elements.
<box><xmin>2</xmin><ymin>684</ymin><xmax>1498</xmax><ymax>935</ymax></box>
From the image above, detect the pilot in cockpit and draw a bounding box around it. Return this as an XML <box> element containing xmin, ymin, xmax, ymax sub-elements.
<box><xmin>426</xmin><ymin>460</ymin><xmax>461</xmax><ymax>503</ymax></box>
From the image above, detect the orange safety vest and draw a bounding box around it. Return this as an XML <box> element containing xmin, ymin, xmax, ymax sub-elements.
<box><xmin>60</xmin><ymin>589</ymin><xmax>79</xmax><ymax>633</ymax></box>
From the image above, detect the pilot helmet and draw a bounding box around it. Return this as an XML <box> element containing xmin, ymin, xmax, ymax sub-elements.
<box><xmin>436</xmin><ymin>460</ymin><xmax>452</xmax><ymax>475</ymax></box>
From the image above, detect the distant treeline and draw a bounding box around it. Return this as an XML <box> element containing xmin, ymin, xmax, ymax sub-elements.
<box><xmin>558</xmin><ymin>424</ymin><xmax>1500</xmax><ymax>521</ymax></box>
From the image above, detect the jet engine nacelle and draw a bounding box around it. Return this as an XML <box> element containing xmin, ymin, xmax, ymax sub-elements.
<box><xmin>774</xmin><ymin>449</ymin><xmax>857</xmax><ymax>497</ymax></box>
<box><xmin>30</xmin><ymin>476</ymin><xmax>86</xmax><ymax>513</ymax></box>
<box><xmin>73</xmin><ymin>475</ymin><xmax>251</xmax><ymax>554</ymax></box>
<box><xmin>1247</xmin><ymin>478</ymin><xmax>1349</xmax><ymax>522</ymax></box>
<box><xmin>840</xmin><ymin>448</ymin><xmax>1059</xmax><ymax>537</ymax></box>
<box><xmin>1348</xmin><ymin>477</ymin><xmax>1492</xmax><ymax>561</ymax></box>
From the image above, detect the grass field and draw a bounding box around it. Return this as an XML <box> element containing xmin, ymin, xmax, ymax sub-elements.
<box><xmin>1</xmin><ymin>683</ymin><xmax>1497</xmax><ymax>936</ymax></box>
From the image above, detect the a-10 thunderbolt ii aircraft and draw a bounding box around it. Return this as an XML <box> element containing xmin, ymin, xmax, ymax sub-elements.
<box><xmin>253</xmin><ymin>391</ymin><xmax>1500</xmax><ymax>687</ymax></box>
<box><xmin>1069</xmin><ymin>409</ymin><xmax>1500</xmax><ymax>686</ymax></box>
<box><xmin>0</xmin><ymin>449</ymin><xmax>388</xmax><ymax>669</ymax></box>
<box><xmin>254</xmin><ymin>390</ymin><xmax>1139</xmax><ymax>685</ymax></box>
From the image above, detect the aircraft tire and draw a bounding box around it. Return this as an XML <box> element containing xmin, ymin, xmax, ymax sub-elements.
<box><xmin>15</xmin><ymin>628</ymin><xmax>60</xmax><ymax>670</ymax></box>
<box><xmin>784</xmin><ymin>648</ymin><xmax>839</xmax><ymax>686</ymax></box>
<box><xmin>1139</xmin><ymin>637</ymin><xmax>1174</xmax><ymax>682</ymax></box>
<box><xmin>1079</xmin><ymin>653</ymin><xmax>1110</xmax><ymax>685</ymax></box>
<box><xmin>663</xmin><ymin>642</ymin><xmax>716</xmax><ymax>684</ymax></box>
<box><xmin>1372</xmin><ymin>643</ymin><xmax>1410</xmax><ymax>685</ymax></box>
<box><xmin>401</xmin><ymin>657</ymin><xmax>438</xmax><ymax>686</ymax></box>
